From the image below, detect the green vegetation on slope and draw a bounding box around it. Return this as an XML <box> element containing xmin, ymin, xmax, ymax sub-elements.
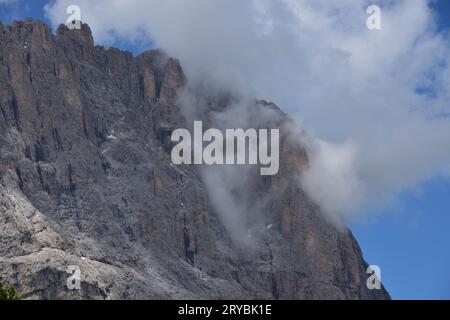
<box><xmin>0</xmin><ymin>283</ymin><xmax>21</xmax><ymax>300</ymax></box>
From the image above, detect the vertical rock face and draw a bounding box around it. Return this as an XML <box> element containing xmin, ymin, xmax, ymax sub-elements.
<box><xmin>0</xmin><ymin>20</ymin><xmax>389</xmax><ymax>300</ymax></box>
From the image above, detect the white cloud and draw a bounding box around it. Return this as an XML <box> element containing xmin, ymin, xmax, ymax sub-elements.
<box><xmin>301</xmin><ymin>138</ymin><xmax>363</xmax><ymax>225</ymax></box>
<box><xmin>45</xmin><ymin>0</ymin><xmax>450</xmax><ymax>223</ymax></box>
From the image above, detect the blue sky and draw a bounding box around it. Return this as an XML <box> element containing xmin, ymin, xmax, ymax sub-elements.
<box><xmin>351</xmin><ymin>0</ymin><xmax>450</xmax><ymax>299</ymax></box>
<box><xmin>0</xmin><ymin>0</ymin><xmax>449</xmax><ymax>300</ymax></box>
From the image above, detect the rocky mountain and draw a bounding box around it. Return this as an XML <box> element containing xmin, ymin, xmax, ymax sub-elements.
<box><xmin>0</xmin><ymin>19</ymin><xmax>390</xmax><ymax>300</ymax></box>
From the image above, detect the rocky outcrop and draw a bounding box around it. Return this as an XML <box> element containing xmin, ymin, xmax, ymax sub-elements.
<box><xmin>0</xmin><ymin>19</ymin><xmax>390</xmax><ymax>300</ymax></box>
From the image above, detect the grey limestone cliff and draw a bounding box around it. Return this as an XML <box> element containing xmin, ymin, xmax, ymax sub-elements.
<box><xmin>0</xmin><ymin>19</ymin><xmax>389</xmax><ymax>300</ymax></box>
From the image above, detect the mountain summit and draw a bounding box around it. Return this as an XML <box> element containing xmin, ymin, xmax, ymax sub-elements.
<box><xmin>0</xmin><ymin>20</ymin><xmax>389</xmax><ymax>299</ymax></box>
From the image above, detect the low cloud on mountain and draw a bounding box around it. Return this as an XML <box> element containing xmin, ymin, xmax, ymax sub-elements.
<box><xmin>45</xmin><ymin>0</ymin><xmax>450</xmax><ymax>221</ymax></box>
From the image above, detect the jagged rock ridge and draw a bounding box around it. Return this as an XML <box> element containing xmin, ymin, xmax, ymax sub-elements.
<box><xmin>0</xmin><ymin>19</ymin><xmax>389</xmax><ymax>299</ymax></box>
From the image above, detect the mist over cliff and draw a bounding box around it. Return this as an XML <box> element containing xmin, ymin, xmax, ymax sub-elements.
<box><xmin>0</xmin><ymin>19</ymin><xmax>391</xmax><ymax>299</ymax></box>
<box><xmin>42</xmin><ymin>0</ymin><xmax>450</xmax><ymax>226</ymax></box>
